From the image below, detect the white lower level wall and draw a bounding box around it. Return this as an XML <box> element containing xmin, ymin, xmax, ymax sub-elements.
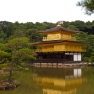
<box><xmin>74</xmin><ymin>53</ymin><xmax>78</xmax><ymax>61</ymax></box>
<box><xmin>78</xmin><ymin>53</ymin><xmax>81</xmax><ymax>61</ymax></box>
<box><xmin>73</xmin><ymin>53</ymin><xmax>81</xmax><ymax>61</ymax></box>
<box><xmin>65</xmin><ymin>52</ymin><xmax>81</xmax><ymax>61</ymax></box>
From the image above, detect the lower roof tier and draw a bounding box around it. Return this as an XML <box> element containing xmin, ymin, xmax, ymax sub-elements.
<box><xmin>33</xmin><ymin>40</ymin><xmax>89</xmax><ymax>53</ymax></box>
<box><xmin>33</xmin><ymin>40</ymin><xmax>89</xmax><ymax>46</ymax></box>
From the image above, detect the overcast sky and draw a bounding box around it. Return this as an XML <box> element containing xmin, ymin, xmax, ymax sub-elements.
<box><xmin>0</xmin><ymin>0</ymin><xmax>94</xmax><ymax>23</ymax></box>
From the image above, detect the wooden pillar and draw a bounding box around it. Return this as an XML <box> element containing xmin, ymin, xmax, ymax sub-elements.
<box><xmin>54</xmin><ymin>53</ymin><xmax>55</xmax><ymax>59</ymax></box>
<box><xmin>52</xmin><ymin>63</ymin><xmax>53</xmax><ymax>67</ymax></box>
<box><xmin>57</xmin><ymin>63</ymin><xmax>58</xmax><ymax>67</ymax></box>
<box><xmin>73</xmin><ymin>52</ymin><xmax>74</xmax><ymax>63</ymax></box>
<box><xmin>47</xmin><ymin>63</ymin><xmax>48</xmax><ymax>67</ymax></box>
<box><xmin>40</xmin><ymin>63</ymin><xmax>41</xmax><ymax>67</ymax></box>
<box><xmin>64</xmin><ymin>52</ymin><xmax>65</xmax><ymax>61</ymax></box>
<box><xmin>69</xmin><ymin>52</ymin><xmax>70</xmax><ymax>62</ymax></box>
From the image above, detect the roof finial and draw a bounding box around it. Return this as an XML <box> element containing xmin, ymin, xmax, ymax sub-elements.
<box><xmin>57</xmin><ymin>21</ymin><xmax>63</xmax><ymax>26</ymax></box>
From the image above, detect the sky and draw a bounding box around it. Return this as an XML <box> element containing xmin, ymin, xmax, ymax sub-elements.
<box><xmin>0</xmin><ymin>0</ymin><xmax>94</xmax><ymax>23</ymax></box>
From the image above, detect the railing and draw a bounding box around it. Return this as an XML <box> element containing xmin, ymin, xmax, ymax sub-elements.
<box><xmin>33</xmin><ymin>48</ymin><xmax>86</xmax><ymax>53</ymax></box>
<box><xmin>61</xmin><ymin>37</ymin><xmax>76</xmax><ymax>41</ymax></box>
<box><xmin>43</xmin><ymin>37</ymin><xmax>76</xmax><ymax>41</ymax></box>
<box><xmin>43</xmin><ymin>37</ymin><xmax>57</xmax><ymax>41</ymax></box>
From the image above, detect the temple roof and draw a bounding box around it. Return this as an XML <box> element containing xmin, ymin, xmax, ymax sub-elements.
<box><xmin>39</xmin><ymin>26</ymin><xmax>79</xmax><ymax>34</ymax></box>
<box><xmin>33</xmin><ymin>40</ymin><xmax>90</xmax><ymax>45</ymax></box>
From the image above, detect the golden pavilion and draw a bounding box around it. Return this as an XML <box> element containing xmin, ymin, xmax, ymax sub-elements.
<box><xmin>33</xmin><ymin>24</ymin><xmax>89</xmax><ymax>63</ymax></box>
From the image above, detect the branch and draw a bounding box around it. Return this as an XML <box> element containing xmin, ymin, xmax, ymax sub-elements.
<box><xmin>0</xmin><ymin>58</ymin><xmax>6</xmax><ymax>64</ymax></box>
<box><xmin>14</xmin><ymin>54</ymin><xmax>23</xmax><ymax>62</ymax></box>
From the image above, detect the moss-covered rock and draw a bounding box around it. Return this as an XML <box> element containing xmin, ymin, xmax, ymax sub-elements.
<box><xmin>0</xmin><ymin>80</ymin><xmax>20</xmax><ymax>90</ymax></box>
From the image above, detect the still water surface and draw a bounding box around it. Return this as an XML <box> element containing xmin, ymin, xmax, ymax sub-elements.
<box><xmin>0</xmin><ymin>66</ymin><xmax>94</xmax><ymax>94</ymax></box>
<box><xmin>32</xmin><ymin>67</ymin><xmax>94</xmax><ymax>94</ymax></box>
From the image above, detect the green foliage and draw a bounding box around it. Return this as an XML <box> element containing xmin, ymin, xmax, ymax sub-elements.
<box><xmin>77</xmin><ymin>0</ymin><xmax>94</xmax><ymax>15</ymax></box>
<box><xmin>13</xmin><ymin>48</ymin><xmax>36</xmax><ymax>61</ymax></box>
<box><xmin>74</xmin><ymin>31</ymin><xmax>88</xmax><ymax>42</ymax></box>
<box><xmin>67</xmin><ymin>25</ymin><xmax>79</xmax><ymax>31</ymax></box>
<box><xmin>3</xmin><ymin>37</ymin><xmax>35</xmax><ymax>63</ymax></box>
<box><xmin>62</xmin><ymin>21</ymin><xmax>71</xmax><ymax>28</ymax></box>
<box><xmin>71</xmin><ymin>20</ymin><xmax>86</xmax><ymax>31</ymax></box>
<box><xmin>73</xmin><ymin>31</ymin><xmax>94</xmax><ymax>61</ymax></box>
<box><xmin>26</xmin><ymin>29</ymin><xmax>43</xmax><ymax>42</ymax></box>
<box><xmin>0</xmin><ymin>63</ymin><xmax>8</xmax><ymax>69</ymax></box>
<box><xmin>82</xmin><ymin>57</ymin><xmax>90</xmax><ymax>62</ymax></box>
<box><xmin>0</xmin><ymin>20</ymin><xmax>94</xmax><ymax>43</ymax></box>
<box><xmin>0</xmin><ymin>20</ymin><xmax>94</xmax><ymax>63</ymax></box>
<box><xmin>6</xmin><ymin>23</ymin><xmax>14</xmax><ymax>37</ymax></box>
<box><xmin>6</xmin><ymin>37</ymin><xmax>30</xmax><ymax>48</ymax></box>
<box><xmin>0</xmin><ymin>37</ymin><xmax>36</xmax><ymax>81</ymax></box>
<box><xmin>0</xmin><ymin>50</ymin><xmax>11</xmax><ymax>63</ymax></box>
<box><xmin>91</xmin><ymin>49</ymin><xmax>94</xmax><ymax>62</ymax></box>
<box><xmin>0</xmin><ymin>50</ymin><xmax>10</xmax><ymax>59</ymax></box>
<box><xmin>0</xmin><ymin>31</ymin><xmax>6</xmax><ymax>39</ymax></box>
<box><xmin>0</xmin><ymin>31</ymin><xmax>7</xmax><ymax>43</ymax></box>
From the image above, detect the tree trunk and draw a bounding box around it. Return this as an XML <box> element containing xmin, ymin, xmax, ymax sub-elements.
<box><xmin>8</xmin><ymin>48</ymin><xmax>15</xmax><ymax>82</ymax></box>
<box><xmin>8</xmin><ymin>60</ymin><xmax>14</xmax><ymax>82</ymax></box>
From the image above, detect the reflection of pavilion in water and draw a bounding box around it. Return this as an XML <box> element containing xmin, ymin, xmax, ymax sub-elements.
<box><xmin>33</xmin><ymin>68</ymin><xmax>87</xmax><ymax>94</ymax></box>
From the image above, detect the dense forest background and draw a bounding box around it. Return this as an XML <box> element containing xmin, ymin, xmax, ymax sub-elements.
<box><xmin>0</xmin><ymin>20</ymin><xmax>94</xmax><ymax>62</ymax></box>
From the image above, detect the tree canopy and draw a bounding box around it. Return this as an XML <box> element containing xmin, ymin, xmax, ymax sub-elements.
<box><xmin>77</xmin><ymin>0</ymin><xmax>94</xmax><ymax>15</ymax></box>
<box><xmin>0</xmin><ymin>37</ymin><xmax>36</xmax><ymax>82</ymax></box>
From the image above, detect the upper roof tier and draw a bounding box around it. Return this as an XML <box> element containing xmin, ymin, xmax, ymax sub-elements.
<box><xmin>39</xmin><ymin>26</ymin><xmax>79</xmax><ymax>34</ymax></box>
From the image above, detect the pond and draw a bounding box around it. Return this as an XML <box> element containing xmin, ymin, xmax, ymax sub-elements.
<box><xmin>0</xmin><ymin>66</ymin><xmax>94</xmax><ymax>94</ymax></box>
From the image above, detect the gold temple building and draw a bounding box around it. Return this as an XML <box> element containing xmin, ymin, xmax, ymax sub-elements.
<box><xmin>33</xmin><ymin>25</ymin><xmax>89</xmax><ymax>63</ymax></box>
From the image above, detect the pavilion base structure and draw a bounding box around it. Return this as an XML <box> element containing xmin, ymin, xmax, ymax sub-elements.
<box><xmin>34</xmin><ymin>52</ymin><xmax>82</xmax><ymax>63</ymax></box>
<box><xmin>33</xmin><ymin>62</ymin><xmax>86</xmax><ymax>68</ymax></box>
<box><xmin>33</xmin><ymin>52</ymin><xmax>85</xmax><ymax>67</ymax></box>
<box><xmin>33</xmin><ymin>60</ymin><xmax>86</xmax><ymax>67</ymax></box>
